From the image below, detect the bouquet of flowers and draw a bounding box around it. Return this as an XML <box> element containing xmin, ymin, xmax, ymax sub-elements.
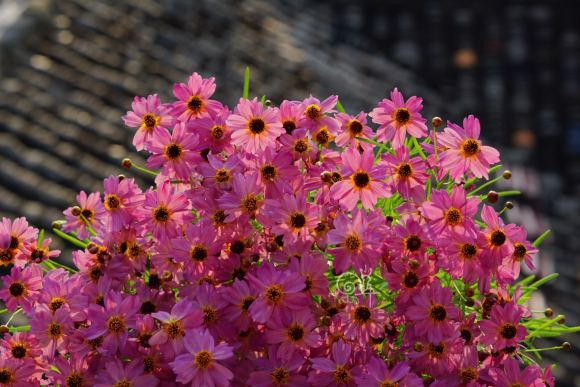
<box><xmin>0</xmin><ymin>69</ymin><xmax>577</xmax><ymax>386</ymax></box>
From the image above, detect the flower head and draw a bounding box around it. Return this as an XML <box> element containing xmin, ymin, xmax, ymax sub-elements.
<box><xmin>228</xmin><ymin>98</ymin><xmax>284</xmax><ymax>153</ymax></box>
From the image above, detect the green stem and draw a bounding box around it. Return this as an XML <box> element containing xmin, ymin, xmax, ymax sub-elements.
<box><xmin>52</xmin><ymin>228</ymin><xmax>88</xmax><ymax>249</ymax></box>
<box><xmin>468</xmin><ymin>175</ymin><xmax>503</xmax><ymax>196</ymax></box>
<box><xmin>129</xmin><ymin>161</ymin><xmax>159</xmax><ymax>177</ymax></box>
<box><xmin>532</xmin><ymin>229</ymin><xmax>551</xmax><ymax>247</ymax></box>
<box><xmin>242</xmin><ymin>67</ymin><xmax>250</xmax><ymax>99</ymax></box>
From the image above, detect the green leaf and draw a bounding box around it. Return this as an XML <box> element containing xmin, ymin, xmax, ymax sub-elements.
<box><xmin>37</xmin><ymin>229</ymin><xmax>45</xmax><ymax>248</ymax></box>
<box><xmin>242</xmin><ymin>67</ymin><xmax>250</xmax><ymax>99</ymax></box>
<box><xmin>260</xmin><ymin>95</ymin><xmax>267</xmax><ymax>105</ymax></box>
<box><xmin>336</xmin><ymin>100</ymin><xmax>346</xmax><ymax>113</ymax></box>
<box><xmin>532</xmin><ymin>229</ymin><xmax>551</xmax><ymax>247</ymax></box>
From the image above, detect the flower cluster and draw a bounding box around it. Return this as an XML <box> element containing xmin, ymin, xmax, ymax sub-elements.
<box><xmin>0</xmin><ymin>71</ymin><xmax>571</xmax><ymax>386</ymax></box>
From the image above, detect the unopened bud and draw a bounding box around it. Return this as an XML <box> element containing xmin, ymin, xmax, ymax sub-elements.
<box><xmin>487</xmin><ymin>191</ymin><xmax>499</xmax><ymax>203</ymax></box>
<box><xmin>71</xmin><ymin>206</ymin><xmax>82</xmax><ymax>216</ymax></box>
<box><xmin>51</xmin><ymin>221</ymin><xmax>62</xmax><ymax>230</ymax></box>
<box><xmin>465</xmin><ymin>288</ymin><xmax>475</xmax><ymax>297</ymax></box>
<box><xmin>121</xmin><ymin>158</ymin><xmax>132</xmax><ymax>169</ymax></box>
<box><xmin>502</xmin><ymin>170</ymin><xmax>512</xmax><ymax>180</ymax></box>
<box><xmin>544</xmin><ymin>308</ymin><xmax>554</xmax><ymax>317</ymax></box>
<box><xmin>432</xmin><ymin>117</ymin><xmax>443</xmax><ymax>128</ymax></box>
<box><xmin>265</xmin><ymin>99</ymin><xmax>272</xmax><ymax>106</ymax></box>
<box><xmin>505</xmin><ymin>201</ymin><xmax>514</xmax><ymax>210</ymax></box>
<box><xmin>0</xmin><ymin>326</ymin><xmax>8</xmax><ymax>335</ymax></box>
<box><xmin>562</xmin><ymin>342</ymin><xmax>572</xmax><ymax>351</ymax></box>
<box><xmin>87</xmin><ymin>243</ymin><xmax>99</xmax><ymax>254</ymax></box>
<box><xmin>558</xmin><ymin>316</ymin><xmax>566</xmax><ymax>324</ymax></box>
<box><xmin>117</xmin><ymin>174</ymin><xmax>125</xmax><ymax>181</ymax></box>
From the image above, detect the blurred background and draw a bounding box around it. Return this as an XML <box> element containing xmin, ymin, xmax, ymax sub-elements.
<box><xmin>0</xmin><ymin>0</ymin><xmax>578</xmax><ymax>384</ymax></box>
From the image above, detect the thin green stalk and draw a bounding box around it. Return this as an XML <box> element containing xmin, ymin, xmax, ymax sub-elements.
<box><xmin>52</xmin><ymin>228</ymin><xmax>88</xmax><ymax>249</ymax></box>
<box><xmin>242</xmin><ymin>67</ymin><xmax>250</xmax><ymax>99</ymax></box>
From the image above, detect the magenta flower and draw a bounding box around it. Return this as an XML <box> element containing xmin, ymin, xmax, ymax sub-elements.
<box><xmin>502</xmin><ymin>227</ymin><xmax>538</xmax><ymax>280</ymax></box>
<box><xmin>480</xmin><ymin>204</ymin><xmax>518</xmax><ymax>267</ymax></box>
<box><xmin>217</xmin><ymin>173</ymin><xmax>264</xmax><ymax>222</ymax></box>
<box><xmin>299</xmin><ymin>95</ymin><xmax>340</xmax><ymax>134</ymax></box>
<box><xmin>437</xmin><ymin>115</ymin><xmax>500</xmax><ymax>181</ymax></box>
<box><xmin>278</xmin><ymin>128</ymin><xmax>318</xmax><ymax>163</ymax></box>
<box><xmin>246</xmin><ymin>263</ymin><xmax>307</xmax><ymax>323</ymax></box>
<box><xmin>0</xmin><ymin>265</ymin><xmax>42</xmax><ymax>312</ymax></box>
<box><xmin>102</xmin><ymin>176</ymin><xmax>143</xmax><ymax>232</ymax></box>
<box><xmin>479</xmin><ymin>301</ymin><xmax>527</xmax><ymax>350</ymax></box>
<box><xmin>279</xmin><ymin>100</ymin><xmax>303</xmax><ymax>135</ymax></box>
<box><xmin>29</xmin><ymin>305</ymin><xmax>74</xmax><ymax>358</ymax></box>
<box><xmin>135</xmin><ymin>180</ymin><xmax>193</xmax><ymax>241</ymax></box>
<box><xmin>382</xmin><ymin>146</ymin><xmax>429</xmax><ymax>200</ymax></box>
<box><xmin>0</xmin><ymin>332</ymin><xmax>42</xmax><ymax>362</ymax></box>
<box><xmin>95</xmin><ymin>358</ymin><xmax>158</xmax><ymax>387</ymax></box>
<box><xmin>249</xmin><ymin>147</ymin><xmax>300</xmax><ymax>198</ymax></box>
<box><xmin>221</xmin><ymin>279</ymin><xmax>258</xmax><ymax>331</ymax></box>
<box><xmin>169</xmin><ymin>329</ymin><xmax>234</xmax><ymax>386</ymax></box>
<box><xmin>438</xmin><ymin>230</ymin><xmax>489</xmax><ymax>285</ymax></box>
<box><xmin>146</xmin><ymin>123</ymin><xmax>204</xmax><ymax>180</ymax></box>
<box><xmin>260</xmin><ymin>192</ymin><xmax>318</xmax><ymax>243</ymax></box>
<box><xmin>384</xmin><ymin>216</ymin><xmax>431</xmax><ymax>258</ymax></box>
<box><xmin>0</xmin><ymin>357</ymin><xmax>37</xmax><ymax>387</ymax></box>
<box><xmin>122</xmin><ymin>94</ymin><xmax>175</xmax><ymax>151</ymax></box>
<box><xmin>190</xmin><ymin>105</ymin><xmax>234</xmax><ymax>153</ymax></box>
<box><xmin>420</xmin><ymin>186</ymin><xmax>479</xmax><ymax>237</ymax></box>
<box><xmin>405</xmin><ymin>281</ymin><xmax>461</xmax><ymax>343</ymax></box>
<box><xmin>265</xmin><ymin>309</ymin><xmax>321</xmax><ymax>360</ymax></box>
<box><xmin>288</xmin><ymin>253</ymin><xmax>329</xmax><ymax>296</ymax></box>
<box><xmin>308</xmin><ymin>341</ymin><xmax>360</xmax><ymax>386</ymax></box>
<box><xmin>330</xmin><ymin>147</ymin><xmax>389</xmax><ymax>210</ymax></box>
<box><xmin>327</xmin><ymin>208</ymin><xmax>383</xmax><ymax>274</ymax></box>
<box><xmin>48</xmin><ymin>354</ymin><xmax>96</xmax><ymax>387</ymax></box>
<box><xmin>485</xmin><ymin>357</ymin><xmax>544</xmax><ymax>387</ymax></box>
<box><xmin>369</xmin><ymin>88</ymin><xmax>427</xmax><ymax>148</ymax></box>
<box><xmin>150</xmin><ymin>299</ymin><xmax>203</xmax><ymax>357</ymax></box>
<box><xmin>0</xmin><ymin>217</ymin><xmax>37</xmax><ymax>257</ymax></box>
<box><xmin>383</xmin><ymin>255</ymin><xmax>432</xmax><ymax>305</ymax></box>
<box><xmin>247</xmin><ymin>347</ymin><xmax>307</xmax><ymax>386</ymax></box>
<box><xmin>62</xmin><ymin>191</ymin><xmax>106</xmax><ymax>240</ymax></box>
<box><xmin>358</xmin><ymin>358</ymin><xmax>423</xmax><ymax>387</ymax></box>
<box><xmin>172</xmin><ymin>221</ymin><xmax>222</xmax><ymax>280</ymax></box>
<box><xmin>196</xmin><ymin>153</ymin><xmax>243</xmax><ymax>190</ymax></box>
<box><xmin>228</xmin><ymin>98</ymin><xmax>284</xmax><ymax>153</ymax></box>
<box><xmin>339</xmin><ymin>294</ymin><xmax>387</xmax><ymax>344</ymax></box>
<box><xmin>171</xmin><ymin>72</ymin><xmax>222</xmax><ymax>121</ymax></box>
<box><xmin>335</xmin><ymin>111</ymin><xmax>374</xmax><ymax>151</ymax></box>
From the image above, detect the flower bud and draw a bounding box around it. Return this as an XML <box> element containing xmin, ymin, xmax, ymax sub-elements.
<box><xmin>121</xmin><ymin>158</ymin><xmax>132</xmax><ymax>169</ymax></box>
<box><xmin>71</xmin><ymin>206</ymin><xmax>82</xmax><ymax>216</ymax></box>
<box><xmin>487</xmin><ymin>191</ymin><xmax>499</xmax><ymax>203</ymax></box>
<box><xmin>544</xmin><ymin>308</ymin><xmax>554</xmax><ymax>317</ymax></box>
<box><xmin>505</xmin><ymin>201</ymin><xmax>514</xmax><ymax>210</ymax></box>
<box><xmin>562</xmin><ymin>342</ymin><xmax>572</xmax><ymax>351</ymax></box>
<box><xmin>465</xmin><ymin>288</ymin><xmax>475</xmax><ymax>297</ymax></box>
<box><xmin>502</xmin><ymin>170</ymin><xmax>512</xmax><ymax>180</ymax></box>
<box><xmin>51</xmin><ymin>221</ymin><xmax>62</xmax><ymax>230</ymax></box>
<box><xmin>0</xmin><ymin>326</ymin><xmax>8</xmax><ymax>336</ymax></box>
<box><xmin>118</xmin><ymin>174</ymin><xmax>125</xmax><ymax>181</ymax></box>
<box><xmin>558</xmin><ymin>316</ymin><xmax>566</xmax><ymax>324</ymax></box>
<box><xmin>432</xmin><ymin>116</ymin><xmax>443</xmax><ymax>128</ymax></box>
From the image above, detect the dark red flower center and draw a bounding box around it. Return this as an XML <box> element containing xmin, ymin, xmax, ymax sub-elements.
<box><xmin>460</xmin><ymin>243</ymin><xmax>478</xmax><ymax>259</ymax></box>
<box><xmin>194</xmin><ymin>350</ymin><xmax>213</xmax><ymax>369</ymax></box>
<box><xmin>348</xmin><ymin>120</ymin><xmax>363</xmax><ymax>135</ymax></box>
<box><xmin>65</xmin><ymin>372</ymin><xmax>85</xmax><ymax>387</ymax></box>
<box><xmin>490</xmin><ymin>230</ymin><xmax>507</xmax><ymax>247</ymax></box>
<box><xmin>271</xmin><ymin>367</ymin><xmax>290</xmax><ymax>384</ymax></box>
<box><xmin>187</xmin><ymin>95</ymin><xmax>204</xmax><ymax>114</ymax></box>
<box><xmin>462</xmin><ymin>138</ymin><xmax>480</xmax><ymax>157</ymax></box>
<box><xmin>104</xmin><ymin>194</ymin><xmax>121</xmax><ymax>210</ymax></box>
<box><xmin>283</xmin><ymin>120</ymin><xmax>296</xmax><ymax>134</ymax></box>
<box><xmin>153</xmin><ymin>206</ymin><xmax>170</xmax><ymax>223</ymax></box>
<box><xmin>289</xmin><ymin>212</ymin><xmax>307</xmax><ymax>229</ymax></box>
<box><xmin>211</xmin><ymin>125</ymin><xmax>224</xmax><ymax>139</ymax></box>
<box><xmin>429</xmin><ymin>304</ymin><xmax>447</xmax><ymax>321</ymax></box>
<box><xmin>142</xmin><ymin>113</ymin><xmax>157</xmax><ymax>129</ymax></box>
<box><xmin>164</xmin><ymin>143</ymin><xmax>183</xmax><ymax>160</ymax></box>
<box><xmin>397</xmin><ymin>163</ymin><xmax>413</xmax><ymax>179</ymax></box>
<box><xmin>287</xmin><ymin>324</ymin><xmax>305</xmax><ymax>342</ymax></box>
<box><xmin>8</xmin><ymin>282</ymin><xmax>25</xmax><ymax>297</ymax></box>
<box><xmin>294</xmin><ymin>139</ymin><xmax>310</xmax><ymax>154</ymax></box>
<box><xmin>190</xmin><ymin>245</ymin><xmax>208</xmax><ymax>262</ymax></box>
<box><xmin>403</xmin><ymin>271</ymin><xmax>419</xmax><ymax>288</ymax></box>
<box><xmin>405</xmin><ymin>235</ymin><xmax>422</xmax><ymax>251</ymax></box>
<box><xmin>249</xmin><ymin>118</ymin><xmax>266</xmax><ymax>134</ymax></box>
<box><xmin>513</xmin><ymin>243</ymin><xmax>527</xmax><ymax>260</ymax></box>
<box><xmin>305</xmin><ymin>104</ymin><xmax>321</xmax><ymax>120</ymax></box>
<box><xmin>500</xmin><ymin>323</ymin><xmax>517</xmax><ymax>339</ymax></box>
<box><xmin>354</xmin><ymin>306</ymin><xmax>372</xmax><ymax>323</ymax></box>
<box><xmin>107</xmin><ymin>316</ymin><xmax>125</xmax><ymax>334</ymax></box>
<box><xmin>333</xmin><ymin>366</ymin><xmax>352</xmax><ymax>384</ymax></box>
<box><xmin>265</xmin><ymin>284</ymin><xmax>283</xmax><ymax>303</ymax></box>
<box><xmin>445</xmin><ymin>208</ymin><xmax>462</xmax><ymax>226</ymax></box>
<box><xmin>315</xmin><ymin>127</ymin><xmax>331</xmax><ymax>145</ymax></box>
<box><xmin>11</xmin><ymin>344</ymin><xmax>26</xmax><ymax>359</ymax></box>
<box><xmin>394</xmin><ymin>108</ymin><xmax>411</xmax><ymax>125</ymax></box>
<box><xmin>344</xmin><ymin>234</ymin><xmax>362</xmax><ymax>251</ymax></box>
<box><xmin>352</xmin><ymin>171</ymin><xmax>370</xmax><ymax>188</ymax></box>
<box><xmin>261</xmin><ymin>164</ymin><xmax>278</xmax><ymax>181</ymax></box>
<box><xmin>460</xmin><ymin>368</ymin><xmax>478</xmax><ymax>384</ymax></box>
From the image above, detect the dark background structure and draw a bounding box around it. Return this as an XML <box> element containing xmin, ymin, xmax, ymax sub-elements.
<box><xmin>0</xmin><ymin>0</ymin><xmax>578</xmax><ymax>384</ymax></box>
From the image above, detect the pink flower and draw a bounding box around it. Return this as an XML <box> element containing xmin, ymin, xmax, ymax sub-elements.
<box><xmin>327</xmin><ymin>208</ymin><xmax>384</xmax><ymax>274</ymax></box>
<box><xmin>265</xmin><ymin>309</ymin><xmax>321</xmax><ymax>360</ymax></box>
<box><xmin>502</xmin><ymin>227</ymin><xmax>537</xmax><ymax>280</ymax></box>
<box><xmin>246</xmin><ymin>263</ymin><xmax>308</xmax><ymax>323</ymax></box>
<box><xmin>172</xmin><ymin>221</ymin><xmax>222</xmax><ymax>281</ymax></box>
<box><xmin>479</xmin><ymin>301</ymin><xmax>527</xmax><ymax>350</ymax></box>
<box><xmin>221</xmin><ymin>279</ymin><xmax>258</xmax><ymax>331</ymax></box>
<box><xmin>190</xmin><ymin>105</ymin><xmax>234</xmax><ymax>153</ymax></box>
<box><xmin>169</xmin><ymin>329</ymin><xmax>234</xmax><ymax>386</ymax></box>
<box><xmin>480</xmin><ymin>205</ymin><xmax>518</xmax><ymax>267</ymax></box>
<box><xmin>62</xmin><ymin>191</ymin><xmax>106</xmax><ymax>240</ymax></box>
<box><xmin>369</xmin><ymin>88</ymin><xmax>427</xmax><ymax>148</ymax></box>
<box><xmin>0</xmin><ymin>265</ymin><xmax>42</xmax><ymax>312</ymax></box>
<box><xmin>102</xmin><ymin>176</ymin><xmax>144</xmax><ymax>232</ymax></box>
<box><xmin>196</xmin><ymin>153</ymin><xmax>243</xmax><ymax>190</ymax></box>
<box><xmin>135</xmin><ymin>181</ymin><xmax>193</xmax><ymax>241</ymax></box>
<box><xmin>335</xmin><ymin>111</ymin><xmax>374</xmax><ymax>151</ymax></box>
<box><xmin>150</xmin><ymin>299</ymin><xmax>203</xmax><ymax>357</ymax></box>
<box><xmin>146</xmin><ymin>123</ymin><xmax>204</xmax><ymax>180</ymax></box>
<box><xmin>339</xmin><ymin>294</ymin><xmax>387</xmax><ymax>344</ymax></box>
<box><xmin>382</xmin><ymin>146</ymin><xmax>429</xmax><ymax>200</ymax></box>
<box><xmin>485</xmin><ymin>357</ymin><xmax>544</xmax><ymax>387</ymax></box>
<box><xmin>171</xmin><ymin>72</ymin><xmax>222</xmax><ymax>121</ymax></box>
<box><xmin>249</xmin><ymin>148</ymin><xmax>300</xmax><ymax>198</ymax></box>
<box><xmin>384</xmin><ymin>216</ymin><xmax>431</xmax><ymax>258</ymax></box>
<box><xmin>308</xmin><ymin>341</ymin><xmax>359</xmax><ymax>386</ymax></box>
<box><xmin>358</xmin><ymin>358</ymin><xmax>423</xmax><ymax>387</ymax></box>
<box><xmin>260</xmin><ymin>192</ymin><xmax>318</xmax><ymax>243</ymax></box>
<box><xmin>437</xmin><ymin>115</ymin><xmax>500</xmax><ymax>181</ymax></box>
<box><xmin>299</xmin><ymin>95</ymin><xmax>340</xmax><ymax>134</ymax></box>
<box><xmin>0</xmin><ymin>332</ymin><xmax>42</xmax><ymax>362</ymax></box>
<box><xmin>405</xmin><ymin>281</ymin><xmax>461</xmax><ymax>343</ymax></box>
<box><xmin>438</xmin><ymin>231</ymin><xmax>489</xmax><ymax>285</ymax></box>
<box><xmin>0</xmin><ymin>217</ymin><xmax>37</xmax><ymax>256</ymax></box>
<box><xmin>288</xmin><ymin>253</ymin><xmax>329</xmax><ymax>297</ymax></box>
<box><xmin>421</xmin><ymin>186</ymin><xmax>479</xmax><ymax>237</ymax></box>
<box><xmin>122</xmin><ymin>94</ymin><xmax>175</xmax><ymax>151</ymax></box>
<box><xmin>217</xmin><ymin>173</ymin><xmax>264</xmax><ymax>222</ymax></box>
<box><xmin>95</xmin><ymin>358</ymin><xmax>158</xmax><ymax>387</ymax></box>
<box><xmin>0</xmin><ymin>357</ymin><xmax>37</xmax><ymax>387</ymax></box>
<box><xmin>48</xmin><ymin>354</ymin><xmax>96</xmax><ymax>387</ymax></box>
<box><xmin>228</xmin><ymin>98</ymin><xmax>284</xmax><ymax>153</ymax></box>
<box><xmin>247</xmin><ymin>347</ymin><xmax>307</xmax><ymax>386</ymax></box>
<box><xmin>330</xmin><ymin>147</ymin><xmax>389</xmax><ymax>210</ymax></box>
<box><xmin>29</xmin><ymin>305</ymin><xmax>74</xmax><ymax>358</ymax></box>
<box><xmin>279</xmin><ymin>100</ymin><xmax>304</xmax><ymax>135</ymax></box>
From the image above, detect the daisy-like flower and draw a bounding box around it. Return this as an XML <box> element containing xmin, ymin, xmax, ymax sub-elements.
<box><xmin>0</xmin><ymin>265</ymin><xmax>42</xmax><ymax>312</ymax></box>
<box><xmin>0</xmin><ymin>217</ymin><xmax>37</xmax><ymax>256</ymax></box>
<box><xmin>221</xmin><ymin>279</ymin><xmax>258</xmax><ymax>331</ymax></box>
<box><xmin>197</xmin><ymin>153</ymin><xmax>243</xmax><ymax>190</ymax></box>
<box><xmin>136</xmin><ymin>180</ymin><xmax>193</xmax><ymax>242</ymax></box>
<box><xmin>308</xmin><ymin>341</ymin><xmax>359</xmax><ymax>386</ymax></box>
<box><xmin>265</xmin><ymin>309</ymin><xmax>321</xmax><ymax>360</ymax></box>
<box><xmin>0</xmin><ymin>232</ymin><xmax>17</xmax><ymax>268</ymax></box>
<box><xmin>246</xmin><ymin>263</ymin><xmax>308</xmax><ymax>323</ymax></box>
<box><xmin>330</xmin><ymin>147</ymin><xmax>389</xmax><ymax>210</ymax></box>
<box><xmin>217</xmin><ymin>173</ymin><xmax>264</xmax><ymax>222</ymax></box>
<box><xmin>247</xmin><ymin>347</ymin><xmax>307</xmax><ymax>386</ymax></box>
<box><xmin>172</xmin><ymin>221</ymin><xmax>222</xmax><ymax>281</ymax></box>
<box><xmin>278</xmin><ymin>128</ymin><xmax>318</xmax><ymax>163</ymax></box>
<box><xmin>146</xmin><ymin>123</ymin><xmax>204</xmax><ymax>181</ymax></box>
<box><xmin>369</xmin><ymin>88</ymin><xmax>427</xmax><ymax>148</ymax></box>
<box><xmin>122</xmin><ymin>94</ymin><xmax>175</xmax><ymax>151</ymax></box>
<box><xmin>0</xmin><ymin>357</ymin><xmax>37</xmax><ymax>387</ymax></box>
<box><xmin>48</xmin><ymin>354</ymin><xmax>96</xmax><ymax>387</ymax></box>
<box><xmin>480</xmin><ymin>205</ymin><xmax>518</xmax><ymax>267</ymax></box>
<box><xmin>479</xmin><ymin>301</ymin><xmax>527</xmax><ymax>351</ymax></box>
<box><xmin>437</xmin><ymin>115</ymin><xmax>500</xmax><ymax>182</ymax></box>
<box><xmin>85</xmin><ymin>292</ymin><xmax>140</xmax><ymax>354</ymax></box>
<box><xmin>191</xmin><ymin>105</ymin><xmax>234</xmax><ymax>153</ymax></box>
<box><xmin>358</xmin><ymin>358</ymin><xmax>423</xmax><ymax>387</ymax></box>
<box><xmin>260</xmin><ymin>192</ymin><xmax>318</xmax><ymax>243</ymax></box>
<box><xmin>37</xmin><ymin>269</ymin><xmax>88</xmax><ymax>321</ymax></box>
<box><xmin>20</xmin><ymin>237</ymin><xmax>60</xmax><ymax>266</ymax></box>
<box><xmin>279</xmin><ymin>100</ymin><xmax>303</xmax><ymax>135</ymax></box>
<box><xmin>29</xmin><ymin>305</ymin><xmax>73</xmax><ymax>357</ymax></box>
<box><xmin>171</xmin><ymin>72</ymin><xmax>222</xmax><ymax>121</ymax></box>
<box><xmin>327</xmin><ymin>208</ymin><xmax>383</xmax><ymax>274</ymax></box>
<box><xmin>405</xmin><ymin>281</ymin><xmax>461</xmax><ymax>343</ymax></box>
<box><xmin>250</xmin><ymin>148</ymin><xmax>300</xmax><ymax>198</ymax></box>
<box><xmin>102</xmin><ymin>176</ymin><xmax>143</xmax><ymax>232</ymax></box>
<box><xmin>299</xmin><ymin>95</ymin><xmax>340</xmax><ymax>134</ymax></box>
<box><xmin>339</xmin><ymin>294</ymin><xmax>387</xmax><ymax>344</ymax></box>
<box><xmin>420</xmin><ymin>186</ymin><xmax>479</xmax><ymax>237</ymax></box>
<box><xmin>62</xmin><ymin>191</ymin><xmax>106</xmax><ymax>240</ymax></box>
<box><xmin>169</xmin><ymin>329</ymin><xmax>234</xmax><ymax>386</ymax></box>
<box><xmin>384</xmin><ymin>216</ymin><xmax>431</xmax><ymax>258</ymax></box>
<box><xmin>95</xmin><ymin>358</ymin><xmax>158</xmax><ymax>387</ymax></box>
<box><xmin>383</xmin><ymin>146</ymin><xmax>429</xmax><ymax>200</ymax></box>
<box><xmin>382</xmin><ymin>256</ymin><xmax>432</xmax><ymax>305</ymax></box>
<box><xmin>0</xmin><ymin>332</ymin><xmax>42</xmax><ymax>362</ymax></box>
<box><xmin>227</xmin><ymin>98</ymin><xmax>284</xmax><ymax>153</ymax></box>
<box><xmin>288</xmin><ymin>253</ymin><xmax>329</xmax><ymax>296</ymax></box>
<box><xmin>150</xmin><ymin>299</ymin><xmax>203</xmax><ymax>357</ymax></box>
<box><xmin>485</xmin><ymin>357</ymin><xmax>544</xmax><ymax>387</ymax></box>
<box><xmin>334</xmin><ymin>111</ymin><xmax>374</xmax><ymax>151</ymax></box>
<box><xmin>408</xmin><ymin>337</ymin><xmax>462</xmax><ymax>379</ymax></box>
<box><xmin>438</xmin><ymin>231</ymin><xmax>489</xmax><ymax>285</ymax></box>
<box><xmin>502</xmin><ymin>227</ymin><xmax>537</xmax><ymax>279</ymax></box>
<box><xmin>191</xmin><ymin>283</ymin><xmax>230</xmax><ymax>339</ymax></box>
